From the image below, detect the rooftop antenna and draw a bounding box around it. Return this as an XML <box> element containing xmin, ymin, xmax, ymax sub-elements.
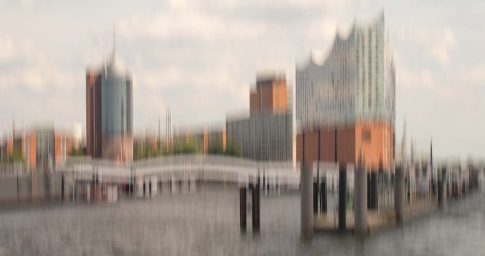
<box><xmin>401</xmin><ymin>118</ymin><xmax>407</xmax><ymax>164</ymax></box>
<box><xmin>112</xmin><ymin>27</ymin><xmax>116</xmax><ymax>61</ymax></box>
<box><xmin>12</xmin><ymin>115</ymin><xmax>15</xmax><ymax>139</ymax></box>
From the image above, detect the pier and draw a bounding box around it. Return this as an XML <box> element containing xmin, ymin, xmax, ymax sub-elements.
<box><xmin>304</xmin><ymin>161</ymin><xmax>483</xmax><ymax>238</ymax></box>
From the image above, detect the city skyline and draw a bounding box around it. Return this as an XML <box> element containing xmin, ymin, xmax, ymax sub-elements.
<box><xmin>1</xmin><ymin>0</ymin><xmax>485</xmax><ymax>159</ymax></box>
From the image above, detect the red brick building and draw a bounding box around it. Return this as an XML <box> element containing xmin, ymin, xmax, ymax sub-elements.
<box><xmin>296</xmin><ymin>122</ymin><xmax>394</xmax><ymax>171</ymax></box>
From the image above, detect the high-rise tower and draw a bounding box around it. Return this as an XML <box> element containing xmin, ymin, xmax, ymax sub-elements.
<box><xmin>86</xmin><ymin>38</ymin><xmax>133</xmax><ymax>163</ymax></box>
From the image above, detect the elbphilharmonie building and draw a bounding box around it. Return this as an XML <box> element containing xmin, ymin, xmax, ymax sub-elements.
<box><xmin>296</xmin><ymin>13</ymin><xmax>395</xmax><ymax>171</ymax></box>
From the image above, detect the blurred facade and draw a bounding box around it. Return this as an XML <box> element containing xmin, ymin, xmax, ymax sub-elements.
<box><xmin>227</xmin><ymin>73</ymin><xmax>293</xmax><ymax>161</ymax></box>
<box><xmin>86</xmin><ymin>51</ymin><xmax>133</xmax><ymax>164</ymax></box>
<box><xmin>250</xmin><ymin>74</ymin><xmax>288</xmax><ymax>115</ymax></box>
<box><xmin>0</xmin><ymin>124</ymin><xmax>75</xmax><ymax>171</ymax></box>
<box><xmin>296</xmin><ymin>13</ymin><xmax>395</xmax><ymax>170</ymax></box>
<box><xmin>133</xmin><ymin>131</ymin><xmax>159</xmax><ymax>160</ymax></box>
<box><xmin>172</xmin><ymin>126</ymin><xmax>226</xmax><ymax>154</ymax></box>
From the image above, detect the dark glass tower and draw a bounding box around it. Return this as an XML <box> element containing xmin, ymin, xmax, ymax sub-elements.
<box><xmin>86</xmin><ymin>51</ymin><xmax>133</xmax><ymax>163</ymax></box>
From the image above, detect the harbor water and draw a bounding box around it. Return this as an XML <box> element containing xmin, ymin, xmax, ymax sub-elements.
<box><xmin>0</xmin><ymin>184</ymin><xmax>483</xmax><ymax>255</ymax></box>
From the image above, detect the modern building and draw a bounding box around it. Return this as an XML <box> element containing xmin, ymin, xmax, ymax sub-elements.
<box><xmin>295</xmin><ymin>13</ymin><xmax>395</xmax><ymax>171</ymax></box>
<box><xmin>227</xmin><ymin>73</ymin><xmax>293</xmax><ymax>162</ymax></box>
<box><xmin>86</xmin><ymin>50</ymin><xmax>133</xmax><ymax>163</ymax></box>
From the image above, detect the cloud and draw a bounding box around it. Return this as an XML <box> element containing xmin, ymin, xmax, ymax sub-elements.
<box><xmin>396</xmin><ymin>65</ymin><xmax>435</xmax><ymax>90</ymax></box>
<box><xmin>430</xmin><ymin>29</ymin><xmax>455</xmax><ymax>65</ymax></box>
<box><xmin>0</xmin><ymin>35</ymin><xmax>16</xmax><ymax>62</ymax></box>
<box><xmin>394</xmin><ymin>25</ymin><xmax>456</xmax><ymax>65</ymax></box>
<box><xmin>0</xmin><ymin>34</ymin><xmax>79</xmax><ymax>92</ymax></box>
<box><xmin>458</xmin><ymin>64</ymin><xmax>485</xmax><ymax>87</ymax></box>
<box><xmin>118</xmin><ymin>3</ymin><xmax>267</xmax><ymax>44</ymax></box>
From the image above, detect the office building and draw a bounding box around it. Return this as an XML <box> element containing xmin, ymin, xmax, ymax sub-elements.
<box><xmin>86</xmin><ymin>49</ymin><xmax>133</xmax><ymax>163</ymax></box>
<box><xmin>227</xmin><ymin>73</ymin><xmax>293</xmax><ymax>162</ymax></box>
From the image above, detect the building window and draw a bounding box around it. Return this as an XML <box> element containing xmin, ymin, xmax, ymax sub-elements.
<box><xmin>362</xmin><ymin>129</ymin><xmax>371</xmax><ymax>143</ymax></box>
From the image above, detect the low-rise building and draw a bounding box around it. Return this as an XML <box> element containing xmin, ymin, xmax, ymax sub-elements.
<box><xmin>0</xmin><ymin>124</ymin><xmax>76</xmax><ymax>171</ymax></box>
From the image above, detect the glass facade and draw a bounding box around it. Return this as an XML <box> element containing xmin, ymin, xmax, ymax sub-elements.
<box><xmin>296</xmin><ymin>13</ymin><xmax>395</xmax><ymax>129</ymax></box>
<box><xmin>101</xmin><ymin>63</ymin><xmax>133</xmax><ymax>138</ymax></box>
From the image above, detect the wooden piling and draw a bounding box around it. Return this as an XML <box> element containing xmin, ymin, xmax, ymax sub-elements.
<box><xmin>301</xmin><ymin>162</ymin><xmax>313</xmax><ymax>240</ymax></box>
<box><xmin>320</xmin><ymin>177</ymin><xmax>327</xmax><ymax>213</ymax></box>
<box><xmin>354</xmin><ymin>162</ymin><xmax>367</xmax><ymax>235</ymax></box>
<box><xmin>338</xmin><ymin>163</ymin><xmax>347</xmax><ymax>231</ymax></box>
<box><xmin>240</xmin><ymin>187</ymin><xmax>247</xmax><ymax>231</ymax></box>
<box><xmin>394</xmin><ymin>166</ymin><xmax>404</xmax><ymax>224</ymax></box>
<box><xmin>252</xmin><ymin>179</ymin><xmax>260</xmax><ymax>232</ymax></box>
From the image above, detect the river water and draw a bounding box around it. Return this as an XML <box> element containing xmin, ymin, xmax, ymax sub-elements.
<box><xmin>0</xmin><ymin>184</ymin><xmax>483</xmax><ymax>256</ymax></box>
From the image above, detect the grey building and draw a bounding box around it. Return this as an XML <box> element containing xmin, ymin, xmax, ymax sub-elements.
<box><xmin>226</xmin><ymin>112</ymin><xmax>293</xmax><ymax>162</ymax></box>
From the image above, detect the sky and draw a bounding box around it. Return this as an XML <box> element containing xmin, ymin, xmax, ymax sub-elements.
<box><xmin>0</xmin><ymin>0</ymin><xmax>484</xmax><ymax>160</ymax></box>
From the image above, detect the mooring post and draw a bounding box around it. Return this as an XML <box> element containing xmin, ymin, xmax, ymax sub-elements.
<box><xmin>469</xmin><ymin>168</ymin><xmax>473</xmax><ymax>191</ymax></box>
<box><xmin>170</xmin><ymin>176</ymin><xmax>174</xmax><ymax>195</ymax></box>
<box><xmin>370</xmin><ymin>171</ymin><xmax>378</xmax><ymax>210</ymax></box>
<box><xmin>149</xmin><ymin>178</ymin><xmax>152</xmax><ymax>197</ymax></box>
<box><xmin>240</xmin><ymin>186</ymin><xmax>247</xmax><ymax>232</ymax></box>
<box><xmin>354</xmin><ymin>159</ymin><xmax>367</xmax><ymax>236</ymax></box>
<box><xmin>320</xmin><ymin>177</ymin><xmax>327</xmax><ymax>213</ymax></box>
<box><xmin>61</xmin><ymin>174</ymin><xmax>65</xmax><ymax>202</ymax></box>
<box><xmin>262</xmin><ymin>173</ymin><xmax>266</xmax><ymax>193</ymax></box>
<box><xmin>301</xmin><ymin>161</ymin><xmax>313</xmax><ymax>240</ymax></box>
<box><xmin>338</xmin><ymin>162</ymin><xmax>347</xmax><ymax>231</ymax></box>
<box><xmin>474</xmin><ymin>168</ymin><xmax>478</xmax><ymax>190</ymax></box>
<box><xmin>252</xmin><ymin>176</ymin><xmax>260</xmax><ymax>232</ymax></box>
<box><xmin>367</xmin><ymin>173</ymin><xmax>371</xmax><ymax>209</ymax></box>
<box><xmin>92</xmin><ymin>173</ymin><xmax>96</xmax><ymax>201</ymax></box>
<box><xmin>395</xmin><ymin>165</ymin><xmax>404</xmax><ymax>224</ymax></box>
<box><xmin>313</xmin><ymin>180</ymin><xmax>318</xmax><ymax>214</ymax></box>
<box><xmin>143</xmin><ymin>179</ymin><xmax>146</xmax><ymax>198</ymax></box>
<box><xmin>159</xmin><ymin>179</ymin><xmax>162</xmax><ymax>195</ymax></box>
<box><xmin>438</xmin><ymin>167</ymin><xmax>445</xmax><ymax>208</ymax></box>
<box><xmin>17</xmin><ymin>172</ymin><xmax>20</xmax><ymax>203</ymax></box>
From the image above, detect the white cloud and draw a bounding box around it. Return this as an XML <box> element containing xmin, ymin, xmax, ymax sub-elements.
<box><xmin>430</xmin><ymin>29</ymin><xmax>455</xmax><ymax>65</ymax></box>
<box><xmin>117</xmin><ymin>2</ymin><xmax>267</xmax><ymax>45</ymax></box>
<box><xmin>0</xmin><ymin>34</ymin><xmax>78</xmax><ymax>93</ymax></box>
<box><xmin>397</xmin><ymin>65</ymin><xmax>435</xmax><ymax>90</ymax></box>
<box><xmin>394</xmin><ymin>25</ymin><xmax>456</xmax><ymax>65</ymax></box>
<box><xmin>0</xmin><ymin>35</ymin><xmax>15</xmax><ymax>62</ymax></box>
<box><xmin>458</xmin><ymin>64</ymin><xmax>485</xmax><ymax>87</ymax></box>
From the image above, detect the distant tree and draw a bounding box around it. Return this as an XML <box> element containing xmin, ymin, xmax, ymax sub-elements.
<box><xmin>6</xmin><ymin>148</ymin><xmax>24</xmax><ymax>163</ymax></box>
<box><xmin>169</xmin><ymin>142</ymin><xmax>200</xmax><ymax>155</ymax></box>
<box><xmin>134</xmin><ymin>143</ymin><xmax>164</xmax><ymax>160</ymax></box>
<box><xmin>208</xmin><ymin>141</ymin><xmax>225</xmax><ymax>155</ymax></box>
<box><xmin>69</xmin><ymin>147</ymin><xmax>85</xmax><ymax>157</ymax></box>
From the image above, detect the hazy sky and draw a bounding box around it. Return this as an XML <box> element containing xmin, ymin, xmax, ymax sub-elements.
<box><xmin>0</xmin><ymin>0</ymin><xmax>484</xmax><ymax>159</ymax></box>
